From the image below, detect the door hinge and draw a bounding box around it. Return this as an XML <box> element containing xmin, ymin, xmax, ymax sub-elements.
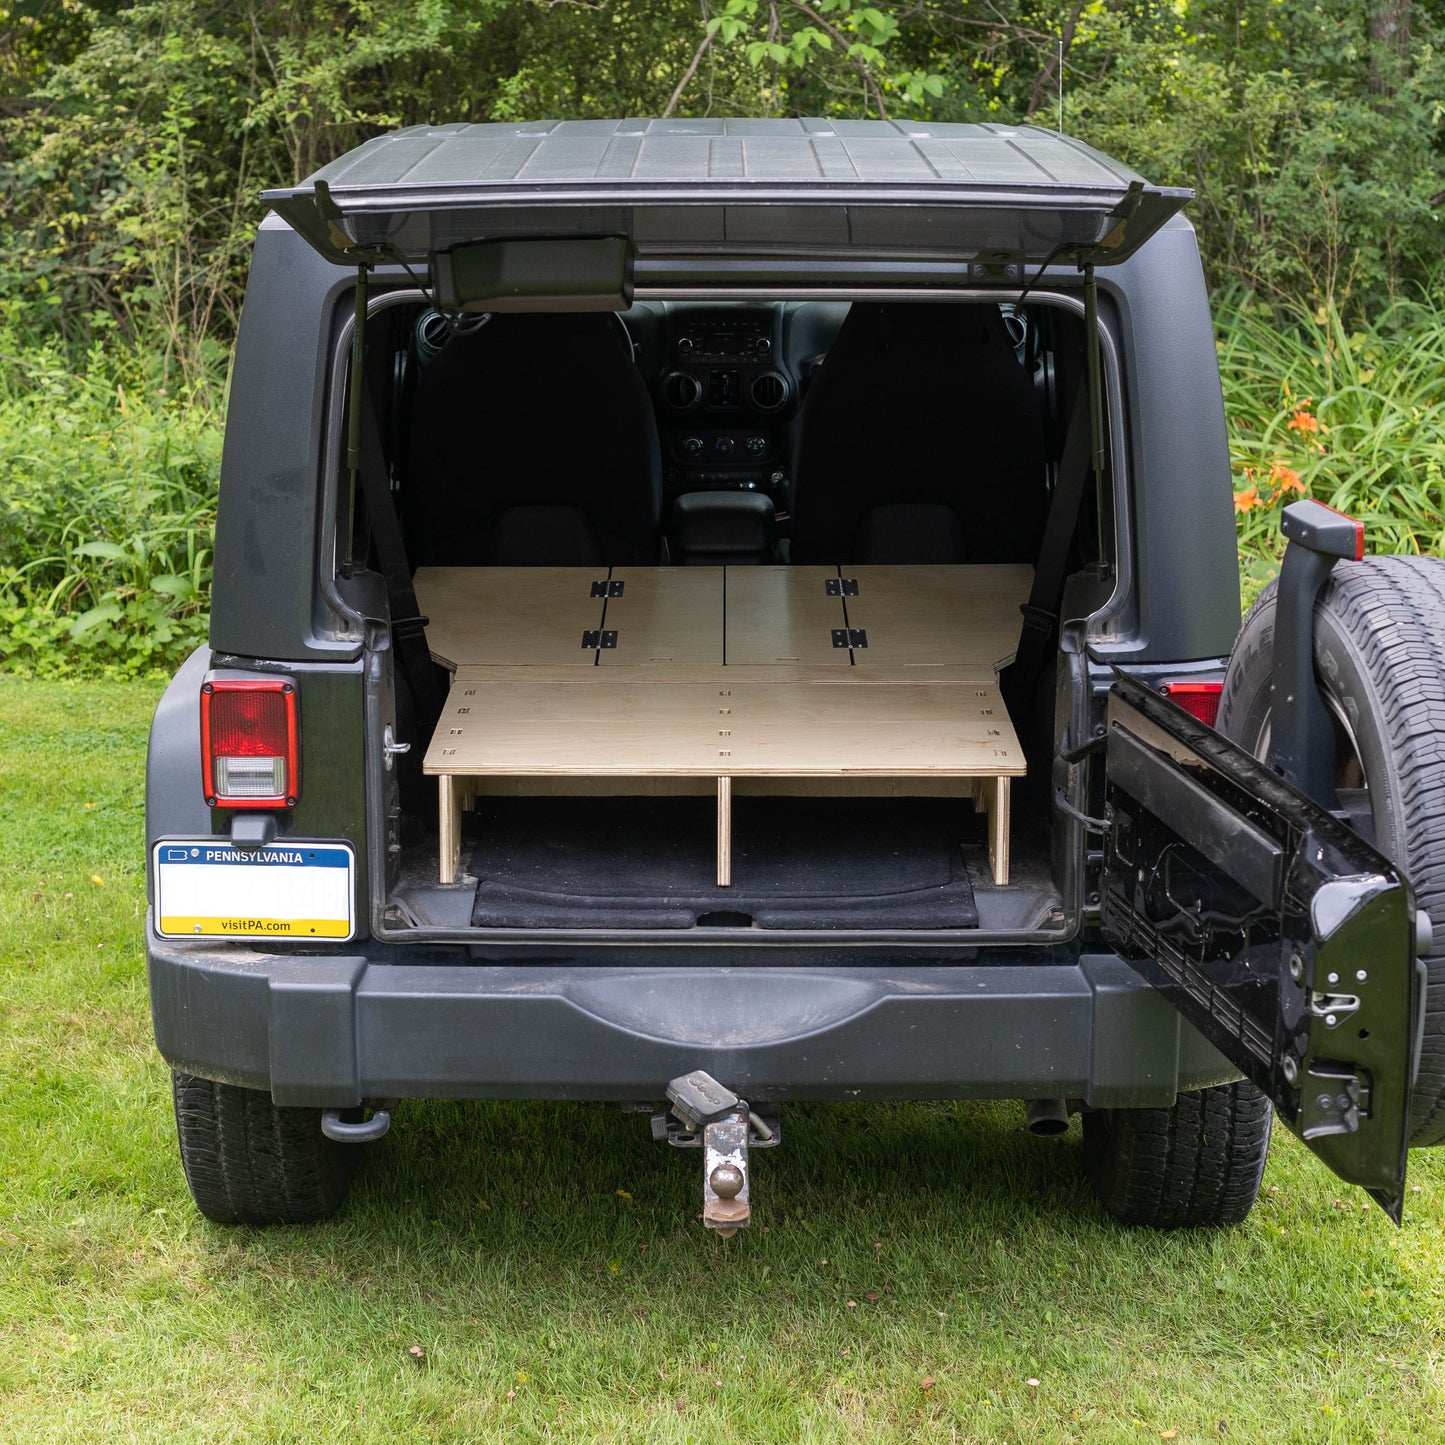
<box><xmin>1298</xmin><ymin>1064</ymin><xmax>1367</xmax><ymax>1141</ymax></box>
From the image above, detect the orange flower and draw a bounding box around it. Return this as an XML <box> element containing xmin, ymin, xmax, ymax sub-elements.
<box><xmin>1234</xmin><ymin>485</ymin><xmax>1260</xmax><ymax>513</ymax></box>
<box><xmin>1269</xmin><ymin>464</ymin><xmax>1305</xmax><ymax>494</ymax></box>
<box><xmin>1287</xmin><ymin>408</ymin><xmax>1320</xmax><ymax>435</ymax></box>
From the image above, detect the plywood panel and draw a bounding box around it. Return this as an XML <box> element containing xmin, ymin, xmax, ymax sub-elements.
<box><xmin>845</xmin><ymin>564</ymin><xmax>1033</xmax><ymax>669</ymax></box>
<box><xmin>463</xmin><ymin>776</ymin><xmax>976</xmax><ymax>798</ymax></box>
<box><xmin>426</xmin><ymin>673</ymin><xmax>735</xmax><ymax>775</ymax></box>
<box><xmin>716</xmin><ymin>776</ymin><xmax>732</xmax><ymax>886</ymax></box>
<box><xmin>598</xmin><ymin>567</ymin><xmax>724</xmax><ymax>666</ymax></box>
<box><xmin>413</xmin><ymin>566</ymin><xmax>607</xmax><ymax>669</ymax></box>
<box><xmin>984</xmin><ymin>776</ymin><xmax>1011</xmax><ymax>886</ymax></box>
<box><xmin>450</xmin><ymin>663</ymin><xmax>996</xmax><ymax>688</ymax></box>
<box><xmin>723</xmin><ymin>566</ymin><xmax>850</xmax><ymax>665</ymax></box>
<box><xmin>414</xmin><ymin>563</ymin><xmax>1031</xmax><ymax>671</ymax></box>
<box><xmin>714</xmin><ymin>677</ymin><xmax>1024</xmax><ymax>776</ymax></box>
<box><xmin>423</xmin><ymin>668</ymin><xmax>1024</xmax><ymax>779</ymax></box>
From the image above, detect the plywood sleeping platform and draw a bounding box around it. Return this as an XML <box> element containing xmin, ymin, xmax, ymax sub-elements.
<box><xmin>414</xmin><ymin>565</ymin><xmax>1032</xmax><ymax>894</ymax></box>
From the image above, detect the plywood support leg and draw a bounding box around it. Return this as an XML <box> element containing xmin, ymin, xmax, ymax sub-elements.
<box><xmin>717</xmin><ymin>775</ymin><xmax>732</xmax><ymax>887</ymax></box>
<box><xmin>438</xmin><ymin>775</ymin><xmax>462</xmax><ymax>885</ymax></box>
<box><xmin>986</xmin><ymin>775</ymin><xmax>1010</xmax><ymax>886</ymax></box>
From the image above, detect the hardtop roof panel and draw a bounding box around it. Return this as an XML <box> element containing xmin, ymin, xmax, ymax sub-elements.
<box><xmin>299</xmin><ymin>120</ymin><xmax>1149</xmax><ymax>190</ymax></box>
<box><xmin>263</xmin><ymin>118</ymin><xmax>1189</xmax><ymax>270</ymax></box>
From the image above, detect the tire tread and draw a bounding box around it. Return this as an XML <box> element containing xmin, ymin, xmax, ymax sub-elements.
<box><xmin>1084</xmin><ymin>1081</ymin><xmax>1272</xmax><ymax>1228</ymax></box>
<box><xmin>172</xmin><ymin>1072</ymin><xmax>357</xmax><ymax>1225</ymax></box>
<box><xmin>1319</xmin><ymin>558</ymin><xmax>1445</xmax><ymax>1146</ymax></box>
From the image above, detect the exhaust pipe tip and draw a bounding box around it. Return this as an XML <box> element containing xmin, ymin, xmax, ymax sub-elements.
<box><xmin>1024</xmin><ymin>1098</ymin><xmax>1070</xmax><ymax>1136</ymax></box>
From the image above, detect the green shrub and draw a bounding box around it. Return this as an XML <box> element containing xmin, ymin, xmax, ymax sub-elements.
<box><xmin>1219</xmin><ymin>286</ymin><xmax>1445</xmax><ymax>607</ymax></box>
<box><xmin>0</xmin><ymin>326</ymin><xmax>222</xmax><ymax>677</ymax></box>
<box><xmin>2</xmin><ymin>287</ymin><xmax>1441</xmax><ymax>676</ymax></box>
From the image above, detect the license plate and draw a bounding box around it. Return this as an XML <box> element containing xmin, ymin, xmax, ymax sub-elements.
<box><xmin>153</xmin><ymin>840</ymin><xmax>355</xmax><ymax>941</ymax></box>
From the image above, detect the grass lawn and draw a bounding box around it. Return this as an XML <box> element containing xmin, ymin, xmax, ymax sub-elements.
<box><xmin>1</xmin><ymin>677</ymin><xmax>1443</xmax><ymax>1443</ymax></box>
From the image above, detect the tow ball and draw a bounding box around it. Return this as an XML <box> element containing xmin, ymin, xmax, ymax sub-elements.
<box><xmin>654</xmin><ymin>1071</ymin><xmax>780</xmax><ymax>1238</ymax></box>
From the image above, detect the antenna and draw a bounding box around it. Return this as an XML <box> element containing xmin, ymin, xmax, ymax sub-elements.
<box><xmin>1057</xmin><ymin>36</ymin><xmax>1064</xmax><ymax>132</ymax></box>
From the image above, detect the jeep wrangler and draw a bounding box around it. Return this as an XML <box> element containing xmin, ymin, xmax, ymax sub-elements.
<box><xmin>146</xmin><ymin>118</ymin><xmax>1445</xmax><ymax>1233</ymax></box>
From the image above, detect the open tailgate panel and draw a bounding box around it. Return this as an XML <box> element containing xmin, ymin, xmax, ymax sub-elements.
<box><xmin>1099</xmin><ymin>673</ymin><xmax>1423</xmax><ymax>1220</ymax></box>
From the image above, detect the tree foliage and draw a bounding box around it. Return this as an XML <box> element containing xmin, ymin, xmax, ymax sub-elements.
<box><xmin>1</xmin><ymin>0</ymin><xmax>1439</xmax><ymax>369</ymax></box>
<box><xmin>0</xmin><ymin>0</ymin><xmax>1440</xmax><ymax>673</ymax></box>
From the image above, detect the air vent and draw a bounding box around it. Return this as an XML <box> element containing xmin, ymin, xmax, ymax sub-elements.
<box><xmin>749</xmin><ymin>370</ymin><xmax>789</xmax><ymax>413</ymax></box>
<box><xmin>414</xmin><ymin>310</ymin><xmax>452</xmax><ymax>362</ymax></box>
<box><xmin>661</xmin><ymin>371</ymin><xmax>703</xmax><ymax>411</ymax></box>
<box><xmin>414</xmin><ymin>308</ymin><xmax>489</xmax><ymax>364</ymax></box>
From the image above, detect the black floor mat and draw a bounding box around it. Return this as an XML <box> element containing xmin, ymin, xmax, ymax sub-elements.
<box><xmin>467</xmin><ymin>796</ymin><xmax>980</xmax><ymax>930</ymax></box>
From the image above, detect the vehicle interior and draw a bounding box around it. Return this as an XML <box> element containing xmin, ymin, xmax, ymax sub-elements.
<box><xmin>342</xmin><ymin>292</ymin><xmax>1113</xmax><ymax>941</ymax></box>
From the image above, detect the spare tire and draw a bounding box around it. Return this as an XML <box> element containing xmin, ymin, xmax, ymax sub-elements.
<box><xmin>1218</xmin><ymin>556</ymin><xmax>1445</xmax><ymax>1147</ymax></box>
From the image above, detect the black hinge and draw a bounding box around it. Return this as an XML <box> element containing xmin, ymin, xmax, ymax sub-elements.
<box><xmin>1299</xmin><ymin>1065</ymin><xmax>1367</xmax><ymax>1141</ymax></box>
<box><xmin>581</xmin><ymin>630</ymin><xmax>619</xmax><ymax>650</ymax></box>
<box><xmin>831</xmin><ymin>628</ymin><xmax>868</xmax><ymax>649</ymax></box>
<box><xmin>825</xmin><ymin>578</ymin><xmax>859</xmax><ymax>597</ymax></box>
<box><xmin>590</xmin><ymin>579</ymin><xmax>625</xmax><ymax>598</ymax></box>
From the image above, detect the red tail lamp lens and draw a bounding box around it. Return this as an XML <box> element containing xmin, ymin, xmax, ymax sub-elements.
<box><xmin>1317</xmin><ymin>502</ymin><xmax>1366</xmax><ymax>561</ymax></box>
<box><xmin>201</xmin><ymin>678</ymin><xmax>299</xmax><ymax>808</ymax></box>
<box><xmin>1159</xmin><ymin>680</ymin><xmax>1223</xmax><ymax>728</ymax></box>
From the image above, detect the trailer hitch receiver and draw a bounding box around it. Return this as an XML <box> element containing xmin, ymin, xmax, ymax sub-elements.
<box><xmin>659</xmin><ymin>1070</ymin><xmax>778</xmax><ymax>1237</ymax></box>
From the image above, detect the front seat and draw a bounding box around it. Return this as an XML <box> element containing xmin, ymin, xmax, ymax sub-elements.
<box><xmin>404</xmin><ymin>312</ymin><xmax>662</xmax><ymax>566</ymax></box>
<box><xmin>789</xmin><ymin>302</ymin><xmax>1046</xmax><ymax>565</ymax></box>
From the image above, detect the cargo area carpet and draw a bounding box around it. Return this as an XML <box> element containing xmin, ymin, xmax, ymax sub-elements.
<box><xmin>466</xmin><ymin>796</ymin><xmax>981</xmax><ymax>930</ymax></box>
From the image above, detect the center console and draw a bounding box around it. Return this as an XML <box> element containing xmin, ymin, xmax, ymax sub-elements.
<box><xmin>655</xmin><ymin>308</ymin><xmax>793</xmax><ymax>497</ymax></box>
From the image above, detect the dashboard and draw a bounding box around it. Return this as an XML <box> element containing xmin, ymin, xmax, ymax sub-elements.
<box><xmin>622</xmin><ymin>300</ymin><xmax>850</xmax><ymax>503</ymax></box>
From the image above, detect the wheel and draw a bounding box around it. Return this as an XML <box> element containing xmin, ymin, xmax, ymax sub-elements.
<box><xmin>1083</xmin><ymin>1081</ymin><xmax>1273</xmax><ymax>1228</ymax></box>
<box><xmin>1218</xmin><ymin>556</ymin><xmax>1445</xmax><ymax>1147</ymax></box>
<box><xmin>172</xmin><ymin>1072</ymin><xmax>359</xmax><ymax>1224</ymax></box>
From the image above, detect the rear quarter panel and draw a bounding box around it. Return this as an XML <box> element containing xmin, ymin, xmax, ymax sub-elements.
<box><xmin>1102</xmin><ymin>217</ymin><xmax>1241</xmax><ymax>663</ymax></box>
<box><xmin>208</xmin><ymin>220</ymin><xmax>359</xmax><ymax>662</ymax></box>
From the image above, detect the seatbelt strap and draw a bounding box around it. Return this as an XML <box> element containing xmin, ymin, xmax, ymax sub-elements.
<box><xmin>1007</xmin><ymin>376</ymin><xmax>1093</xmax><ymax>701</ymax></box>
<box><xmin>356</xmin><ymin>396</ymin><xmax>445</xmax><ymax>725</ymax></box>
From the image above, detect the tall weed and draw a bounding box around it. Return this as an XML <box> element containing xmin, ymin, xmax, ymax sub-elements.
<box><xmin>0</xmin><ymin>325</ymin><xmax>222</xmax><ymax>676</ymax></box>
<box><xmin>1219</xmin><ymin>287</ymin><xmax>1445</xmax><ymax>605</ymax></box>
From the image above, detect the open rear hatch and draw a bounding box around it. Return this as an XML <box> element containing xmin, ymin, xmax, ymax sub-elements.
<box><xmin>1100</xmin><ymin>672</ymin><xmax>1425</xmax><ymax>1219</ymax></box>
<box><xmin>262</xmin><ymin>119</ymin><xmax>1190</xmax><ymax>274</ymax></box>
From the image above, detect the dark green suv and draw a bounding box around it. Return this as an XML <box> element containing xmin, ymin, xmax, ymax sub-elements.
<box><xmin>145</xmin><ymin>118</ymin><xmax>1445</xmax><ymax>1234</ymax></box>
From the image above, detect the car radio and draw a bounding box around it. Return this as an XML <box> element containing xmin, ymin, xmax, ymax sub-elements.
<box><xmin>673</xmin><ymin>316</ymin><xmax>773</xmax><ymax>361</ymax></box>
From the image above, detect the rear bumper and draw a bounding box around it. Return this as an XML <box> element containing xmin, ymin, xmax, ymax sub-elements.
<box><xmin>147</xmin><ymin>921</ymin><xmax>1236</xmax><ymax>1109</ymax></box>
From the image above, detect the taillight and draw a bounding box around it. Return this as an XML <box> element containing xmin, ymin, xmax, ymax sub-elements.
<box><xmin>201</xmin><ymin>678</ymin><xmax>299</xmax><ymax>809</ymax></box>
<box><xmin>1159</xmin><ymin>680</ymin><xmax>1223</xmax><ymax>728</ymax></box>
<box><xmin>1318</xmin><ymin>502</ymin><xmax>1366</xmax><ymax>561</ymax></box>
